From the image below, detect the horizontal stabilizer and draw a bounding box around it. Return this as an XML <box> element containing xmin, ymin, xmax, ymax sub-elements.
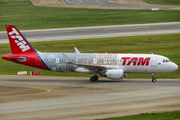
<box><xmin>3</xmin><ymin>56</ymin><xmax>26</xmax><ymax>62</ymax></box>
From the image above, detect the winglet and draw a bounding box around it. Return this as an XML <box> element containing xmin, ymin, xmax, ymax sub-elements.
<box><xmin>61</xmin><ymin>52</ymin><xmax>73</xmax><ymax>64</ymax></box>
<box><xmin>74</xmin><ymin>47</ymin><xmax>80</xmax><ymax>53</ymax></box>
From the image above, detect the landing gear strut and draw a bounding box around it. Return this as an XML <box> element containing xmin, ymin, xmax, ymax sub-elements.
<box><xmin>90</xmin><ymin>75</ymin><xmax>98</xmax><ymax>82</ymax></box>
<box><xmin>152</xmin><ymin>73</ymin><xmax>156</xmax><ymax>82</ymax></box>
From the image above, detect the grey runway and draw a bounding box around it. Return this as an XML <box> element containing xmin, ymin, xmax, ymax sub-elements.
<box><xmin>0</xmin><ymin>76</ymin><xmax>180</xmax><ymax>120</ymax></box>
<box><xmin>0</xmin><ymin>22</ymin><xmax>180</xmax><ymax>44</ymax></box>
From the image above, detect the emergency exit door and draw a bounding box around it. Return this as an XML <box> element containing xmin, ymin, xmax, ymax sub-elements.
<box><xmin>151</xmin><ymin>56</ymin><xmax>157</xmax><ymax>67</ymax></box>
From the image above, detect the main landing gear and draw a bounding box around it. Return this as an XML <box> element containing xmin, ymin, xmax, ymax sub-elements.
<box><xmin>152</xmin><ymin>73</ymin><xmax>156</xmax><ymax>82</ymax></box>
<box><xmin>90</xmin><ymin>75</ymin><xmax>98</xmax><ymax>82</ymax></box>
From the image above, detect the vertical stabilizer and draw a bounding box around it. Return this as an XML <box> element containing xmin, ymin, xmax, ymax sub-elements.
<box><xmin>6</xmin><ymin>25</ymin><xmax>36</xmax><ymax>54</ymax></box>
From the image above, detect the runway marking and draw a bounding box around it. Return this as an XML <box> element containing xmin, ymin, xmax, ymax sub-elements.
<box><xmin>117</xmin><ymin>0</ymin><xmax>123</xmax><ymax>3</ymax></box>
<box><xmin>0</xmin><ymin>85</ymin><xmax>51</xmax><ymax>98</ymax></box>
<box><xmin>11</xmin><ymin>101</ymin><xmax>180</xmax><ymax>120</ymax></box>
<box><xmin>56</xmin><ymin>0</ymin><xmax>61</xmax><ymax>5</ymax></box>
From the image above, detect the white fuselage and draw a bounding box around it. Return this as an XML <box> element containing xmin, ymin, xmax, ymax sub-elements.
<box><xmin>38</xmin><ymin>52</ymin><xmax>178</xmax><ymax>74</ymax></box>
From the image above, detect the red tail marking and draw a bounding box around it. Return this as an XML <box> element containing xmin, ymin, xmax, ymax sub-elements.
<box><xmin>6</xmin><ymin>25</ymin><xmax>35</xmax><ymax>54</ymax></box>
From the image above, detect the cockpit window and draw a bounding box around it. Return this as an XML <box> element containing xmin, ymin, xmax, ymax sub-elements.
<box><xmin>163</xmin><ymin>59</ymin><xmax>171</xmax><ymax>63</ymax></box>
<box><xmin>168</xmin><ymin>60</ymin><xmax>171</xmax><ymax>62</ymax></box>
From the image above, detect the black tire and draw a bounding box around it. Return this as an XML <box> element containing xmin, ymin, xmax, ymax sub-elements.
<box><xmin>152</xmin><ymin>78</ymin><xmax>156</xmax><ymax>82</ymax></box>
<box><xmin>94</xmin><ymin>75</ymin><xmax>98</xmax><ymax>81</ymax></box>
<box><xmin>90</xmin><ymin>77</ymin><xmax>96</xmax><ymax>82</ymax></box>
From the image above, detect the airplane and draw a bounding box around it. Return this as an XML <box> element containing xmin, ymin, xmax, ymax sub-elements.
<box><xmin>2</xmin><ymin>25</ymin><xmax>178</xmax><ymax>82</ymax></box>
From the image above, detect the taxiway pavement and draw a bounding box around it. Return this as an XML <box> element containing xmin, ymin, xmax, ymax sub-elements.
<box><xmin>0</xmin><ymin>76</ymin><xmax>180</xmax><ymax>120</ymax></box>
<box><xmin>0</xmin><ymin>22</ymin><xmax>180</xmax><ymax>44</ymax></box>
<box><xmin>30</xmin><ymin>0</ymin><xmax>180</xmax><ymax>10</ymax></box>
<box><xmin>63</xmin><ymin>0</ymin><xmax>178</xmax><ymax>9</ymax></box>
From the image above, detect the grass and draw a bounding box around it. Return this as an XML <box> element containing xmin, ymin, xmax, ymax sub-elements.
<box><xmin>0</xmin><ymin>0</ymin><xmax>179</xmax><ymax>78</ymax></box>
<box><xmin>0</xmin><ymin>0</ymin><xmax>180</xmax><ymax>31</ymax></box>
<box><xmin>0</xmin><ymin>33</ymin><xmax>180</xmax><ymax>78</ymax></box>
<box><xmin>144</xmin><ymin>0</ymin><xmax>180</xmax><ymax>6</ymax></box>
<box><xmin>98</xmin><ymin>111</ymin><xmax>180</xmax><ymax>120</ymax></box>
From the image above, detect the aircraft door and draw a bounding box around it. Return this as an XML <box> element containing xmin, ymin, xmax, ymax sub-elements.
<box><xmin>151</xmin><ymin>56</ymin><xmax>157</xmax><ymax>67</ymax></box>
<box><xmin>56</xmin><ymin>58</ymin><xmax>59</xmax><ymax>63</ymax></box>
<box><xmin>93</xmin><ymin>58</ymin><xmax>97</xmax><ymax>64</ymax></box>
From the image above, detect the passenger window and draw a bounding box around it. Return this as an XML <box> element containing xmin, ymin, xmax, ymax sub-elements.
<box><xmin>158</xmin><ymin>63</ymin><xmax>161</xmax><ymax>65</ymax></box>
<box><xmin>166</xmin><ymin>60</ymin><xmax>168</xmax><ymax>62</ymax></box>
<box><xmin>163</xmin><ymin>60</ymin><xmax>165</xmax><ymax>63</ymax></box>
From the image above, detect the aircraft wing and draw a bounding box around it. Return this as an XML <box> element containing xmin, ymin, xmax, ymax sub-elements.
<box><xmin>74</xmin><ymin>64</ymin><xmax>123</xmax><ymax>70</ymax></box>
<box><xmin>62</xmin><ymin>52</ymin><xmax>126</xmax><ymax>72</ymax></box>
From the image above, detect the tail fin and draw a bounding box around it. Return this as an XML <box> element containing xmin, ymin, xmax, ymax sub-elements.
<box><xmin>6</xmin><ymin>25</ymin><xmax>36</xmax><ymax>54</ymax></box>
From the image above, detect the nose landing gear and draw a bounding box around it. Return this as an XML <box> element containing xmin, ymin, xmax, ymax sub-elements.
<box><xmin>152</xmin><ymin>73</ymin><xmax>156</xmax><ymax>82</ymax></box>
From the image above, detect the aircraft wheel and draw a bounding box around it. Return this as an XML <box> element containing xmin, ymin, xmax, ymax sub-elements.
<box><xmin>90</xmin><ymin>77</ymin><xmax>96</xmax><ymax>82</ymax></box>
<box><xmin>94</xmin><ymin>75</ymin><xmax>98</xmax><ymax>81</ymax></box>
<box><xmin>152</xmin><ymin>78</ymin><xmax>156</xmax><ymax>82</ymax></box>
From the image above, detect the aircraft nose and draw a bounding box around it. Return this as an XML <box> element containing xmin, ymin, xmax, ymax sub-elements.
<box><xmin>172</xmin><ymin>63</ymin><xmax>178</xmax><ymax>71</ymax></box>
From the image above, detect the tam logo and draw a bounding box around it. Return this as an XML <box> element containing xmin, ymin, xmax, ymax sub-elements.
<box><xmin>121</xmin><ymin>57</ymin><xmax>151</xmax><ymax>66</ymax></box>
<box><xmin>9</xmin><ymin>28</ymin><xmax>30</xmax><ymax>52</ymax></box>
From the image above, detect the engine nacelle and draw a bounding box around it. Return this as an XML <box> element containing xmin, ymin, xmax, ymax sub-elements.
<box><xmin>106</xmin><ymin>69</ymin><xmax>124</xmax><ymax>80</ymax></box>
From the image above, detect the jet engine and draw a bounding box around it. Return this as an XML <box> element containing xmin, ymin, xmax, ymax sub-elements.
<box><xmin>106</xmin><ymin>69</ymin><xmax>124</xmax><ymax>80</ymax></box>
